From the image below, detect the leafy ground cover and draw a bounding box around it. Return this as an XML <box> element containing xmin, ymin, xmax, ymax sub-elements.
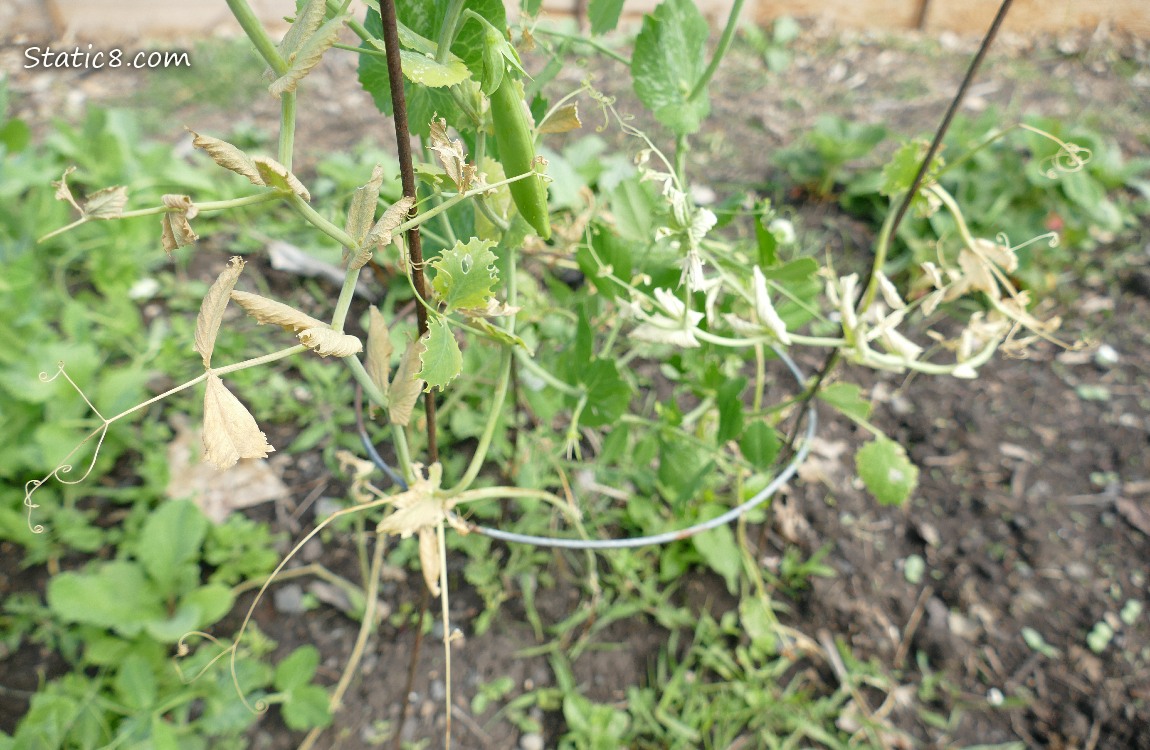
<box><xmin>2</xmin><ymin>9</ymin><xmax>1149</xmax><ymax>750</ymax></box>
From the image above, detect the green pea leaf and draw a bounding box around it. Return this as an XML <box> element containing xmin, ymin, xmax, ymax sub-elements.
<box><xmin>715</xmin><ymin>377</ymin><xmax>747</xmax><ymax>444</ymax></box>
<box><xmin>856</xmin><ymin>437</ymin><xmax>919</xmax><ymax>506</ymax></box>
<box><xmin>578</xmin><ymin>359</ymin><xmax>631</xmax><ymax>428</ymax></box>
<box><xmin>275</xmin><ymin>645</ymin><xmax>321</xmax><ymax>691</ymax></box>
<box><xmin>739</xmin><ymin>421</ymin><xmax>780</xmax><ymax>470</ymax></box>
<box><xmin>692</xmin><ymin>505</ymin><xmax>741</xmax><ymax>592</ymax></box>
<box><xmin>430</xmin><ymin>238</ymin><xmax>499</xmax><ymax>312</ymax></box>
<box><xmin>398</xmin><ymin>49</ymin><xmax>470</xmax><ymax>88</ymax></box>
<box><xmin>282</xmin><ymin>685</ymin><xmax>333</xmax><ymax>731</ymax></box>
<box><xmin>417</xmin><ymin>317</ymin><xmax>463</xmax><ymax>392</ymax></box>
<box><xmin>589</xmin><ymin>0</ymin><xmax>626</xmax><ymax>35</ymax></box>
<box><xmin>817</xmin><ymin>382</ymin><xmax>872</xmax><ymax>424</ymax></box>
<box><xmin>631</xmin><ymin>0</ymin><xmax>711</xmax><ymax>136</ymax></box>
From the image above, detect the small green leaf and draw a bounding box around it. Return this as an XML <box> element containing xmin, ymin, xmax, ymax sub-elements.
<box><xmin>282</xmin><ymin>685</ymin><xmax>333</xmax><ymax>731</ymax></box>
<box><xmin>1087</xmin><ymin>621</ymin><xmax>1114</xmax><ymax>653</ymax></box>
<box><xmin>275</xmin><ymin>645</ymin><xmax>321</xmax><ymax>691</ymax></box>
<box><xmin>739</xmin><ymin>421</ymin><xmax>780</xmax><ymax>470</ymax></box>
<box><xmin>817</xmin><ymin>382</ymin><xmax>872</xmax><ymax>424</ymax></box>
<box><xmin>739</xmin><ymin>597</ymin><xmax>777</xmax><ymax>655</ymax></box>
<box><xmin>1021</xmin><ymin>626</ymin><xmax>1060</xmax><ymax>658</ymax></box>
<box><xmin>417</xmin><ymin>317</ymin><xmax>463</xmax><ymax>392</ymax></box>
<box><xmin>47</xmin><ymin>561</ymin><xmax>165</xmax><ymax>636</ymax></box>
<box><xmin>579</xmin><ymin>359</ymin><xmax>632</xmax><ymax>428</ymax></box>
<box><xmin>715</xmin><ymin>377</ymin><xmax>747</xmax><ymax>443</ymax></box>
<box><xmin>693</xmin><ymin>506</ymin><xmax>741</xmax><ymax>592</ymax></box>
<box><xmin>136</xmin><ymin>499</ymin><xmax>209</xmax><ymax>594</ymax></box>
<box><xmin>430</xmin><ymin>238</ymin><xmax>499</xmax><ymax>312</ymax></box>
<box><xmin>881</xmin><ymin>139</ymin><xmax>944</xmax><ymax>197</ymax></box>
<box><xmin>631</xmin><ymin>0</ymin><xmax>711</xmax><ymax>136</ymax></box>
<box><xmin>588</xmin><ymin>0</ymin><xmax>626</xmax><ymax>35</ymax></box>
<box><xmin>114</xmin><ymin>653</ymin><xmax>158</xmax><ymax>711</ymax></box>
<box><xmin>856</xmin><ymin>437</ymin><xmax>919</xmax><ymax>506</ymax></box>
<box><xmin>657</xmin><ymin>433</ymin><xmax>711</xmax><ymax>505</ymax></box>
<box><xmin>399</xmin><ymin>49</ymin><xmax>470</xmax><ymax>87</ymax></box>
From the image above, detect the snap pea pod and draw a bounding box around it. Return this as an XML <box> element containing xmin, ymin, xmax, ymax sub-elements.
<box><xmin>490</xmin><ymin>77</ymin><xmax>551</xmax><ymax>240</ymax></box>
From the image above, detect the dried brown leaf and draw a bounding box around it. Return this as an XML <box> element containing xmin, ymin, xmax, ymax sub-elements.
<box><xmin>188</xmin><ymin>130</ymin><xmax>264</xmax><ymax>186</ymax></box>
<box><xmin>344</xmin><ymin>164</ymin><xmax>385</xmax><ymax>264</ymax></box>
<box><xmin>52</xmin><ymin>167</ymin><xmax>128</xmax><ymax>219</ymax></box>
<box><xmin>389</xmin><ymin>338</ymin><xmax>425</xmax><ymax>426</ymax></box>
<box><xmin>278</xmin><ymin>0</ymin><xmax>326</xmax><ymax>59</ymax></box>
<box><xmin>202</xmin><ymin>373</ymin><xmax>274</xmax><ymax>470</ymax></box>
<box><xmin>270</xmin><ymin>15</ymin><xmax>341</xmax><ymax>98</ymax></box>
<box><xmin>429</xmin><ymin>118</ymin><xmax>475</xmax><ymax>192</ymax></box>
<box><xmin>82</xmin><ymin>186</ymin><xmax>128</xmax><ymax>219</ymax></box>
<box><xmin>160</xmin><ymin>194</ymin><xmax>199</xmax><ymax>255</ymax></box>
<box><xmin>252</xmin><ymin>156</ymin><xmax>311</xmax><ymax>201</ymax></box>
<box><xmin>195</xmin><ymin>256</ymin><xmax>245</xmax><ymax>368</ymax></box>
<box><xmin>360</xmin><ymin>195</ymin><xmax>415</xmax><ymax>268</ymax></box>
<box><xmin>298</xmin><ymin>327</ymin><xmax>363</xmax><ymax>357</ymax></box>
<box><xmin>539</xmin><ymin>103</ymin><xmax>582</xmax><ymax>135</ymax></box>
<box><xmin>52</xmin><ymin>166</ymin><xmax>81</xmax><ymax>212</ymax></box>
<box><xmin>418</xmin><ymin>528</ymin><xmax>441</xmax><ymax>595</ymax></box>
<box><xmin>364</xmin><ymin>306</ymin><xmax>393</xmax><ymax>397</ymax></box>
<box><xmin>230</xmin><ymin>290</ymin><xmax>327</xmax><ymax>332</ymax></box>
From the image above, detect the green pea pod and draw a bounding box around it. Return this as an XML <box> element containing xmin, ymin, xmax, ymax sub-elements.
<box><xmin>490</xmin><ymin>77</ymin><xmax>551</xmax><ymax>240</ymax></box>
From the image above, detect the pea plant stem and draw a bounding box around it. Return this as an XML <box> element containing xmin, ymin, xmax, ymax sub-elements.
<box><xmin>225</xmin><ymin>0</ymin><xmax>287</xmax><ymax>75</ymax></box>
<box><xmin>380</xmin><ymin>0</ymin><xmax>438</xmax><ymax>463</ymax></box>
<box><xmin>279</xmin><ymin>92</ymin><xmax>297</xmax><ymax>170</ymax></box>
<box><xmin>687</xmin><ymin>0</ymin><xmax>746</xmax><ymax>103</ymax></box>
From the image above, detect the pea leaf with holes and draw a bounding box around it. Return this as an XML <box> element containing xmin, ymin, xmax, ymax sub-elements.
<box><xmin>856</xmin><ymin>436</ymin><xmax>919</xmax><ymax>506</ymax></box>
<box><xmin>430</xmin><ymin>239</ymin><xmax>499</xmax><ymax>313</ymax></box>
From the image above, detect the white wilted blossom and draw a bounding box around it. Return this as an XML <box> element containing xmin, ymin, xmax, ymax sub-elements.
<box><xmin>751</xmin><ymin>266</ymin><xmax>791</xmax><ymax>344</ymax></box>
<box><xmin>635</xmin><ymin>149</ymin><xmax>717</xmax><ymax>293</ymax></box>
<box><xmin>629</xmin><ymin>287</ymin><xmax>705</xmax><ymax>348</ymax></box>
<box><xmin>826</xmin><ymin>232</ymin><xmax>1070</xmax><ymax>378</ymax></box>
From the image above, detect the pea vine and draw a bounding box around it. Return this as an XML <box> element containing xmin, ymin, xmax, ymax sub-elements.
<box><xmin>26</xmin><ymin>0</ymin><xmax>1092</xmax><ymax>746</ymax></box>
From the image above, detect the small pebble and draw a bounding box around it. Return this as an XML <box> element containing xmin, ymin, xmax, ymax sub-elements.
<box><xmin>273</xmin><ymin>584</ymin><xmax>306</xmax><ymax>614</ymax></box>
<box><xmin>520</xmin><ymin>732</ymin><xmax>545</xmax><ymax>750</ymax></box>
<box><xmin>1094</xmin><ymin>344</ymin><xmax>1120</xmax><ymax>369</ymax></box>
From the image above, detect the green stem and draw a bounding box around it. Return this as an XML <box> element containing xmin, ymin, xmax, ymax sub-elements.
<box><xmin>344</xmin><ymin>356</ymin><xmax>389</xmax><ymax>411</ymax></box>
<box><xmin>225</xmin><ymin>0</ymin><xmax>288</xmax><ymax>75</ymax></box>
<box><xmin>858</xmin><ymin>203</ymin><xmax>900</xmax><ymax>311</ymax></box>
<box><xmin>37</xmin><ymin>218</ymin><xmax>88</xmax><ymax>243</ymax></box>
<box><xmin>288</xmin><ymin>193</ymin><xmax>357</xmax><ymax>247</ymax></box>
<box><xmin>687</xmin><ymin>0</ymin><xmax>745</xmax><ymax>103</ymax></box>
<box><xmin>435</xmin><ymin>0</ymin><xmax>467</xmax><ymax>64</ymax></box>
<box><xmin>279</xmin><ymin>92</ymin><xmax>297</xmax><ymax>171</ymax></box>
<box><xmin>107</xmin><ymin>344</ymin><xmax>306</xmax><ymax>425</ymax></box>
<box><xmin>329</xmin><ymin>266</ymin><xmax>362</xmax><ymax>332</ymax></box>
<box><xmin>532</xmin><ymin>27</ymin><xmax>631</xmax><ymax>66</ymax></box>
<box><xmin>513</xmin><ymin>349</ymin><xmax>584</xmax><ymax>397</ymax></box>
<box><xmin>692</xmin><ymin>330</ymin><xmax>843</xmax><ymax>348</ymax></box>
<box><xmin>452</xmin><ymin>486</ymin><xmax>576</xmax><ymax>520</ymax></box>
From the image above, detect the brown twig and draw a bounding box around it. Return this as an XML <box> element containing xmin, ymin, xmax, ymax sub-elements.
<box><xmin>378</xmin><ymin>0</ymin><xmax>438</xmax><ymax>463</ymax></box>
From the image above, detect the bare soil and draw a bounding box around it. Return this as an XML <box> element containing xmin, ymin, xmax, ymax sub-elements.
<box><xmin>3</xmin><ymin>18</ymin><xmax>1149</xmax><ymax>750</ymax></box>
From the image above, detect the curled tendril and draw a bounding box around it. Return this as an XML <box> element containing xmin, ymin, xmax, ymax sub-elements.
<box><xmin>582</xmin><ymin>83</ymin><xmax>619</xmax><ymax>133</ymax></box>
<box><xmin>1020</xmin><ymin>123</ymin><xmax>1092</xmax><ymax>178</ymax></box>
<box><xmin>23</xmin><ymin>362</ymin><xmax>112</xmax><ymax>534</ymax></box>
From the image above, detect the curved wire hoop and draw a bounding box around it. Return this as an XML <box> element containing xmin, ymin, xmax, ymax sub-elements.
<box><xmin>360</xmin><ymin>346</ymin><xmax>817</xmax><ymax>550</ymax></box>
